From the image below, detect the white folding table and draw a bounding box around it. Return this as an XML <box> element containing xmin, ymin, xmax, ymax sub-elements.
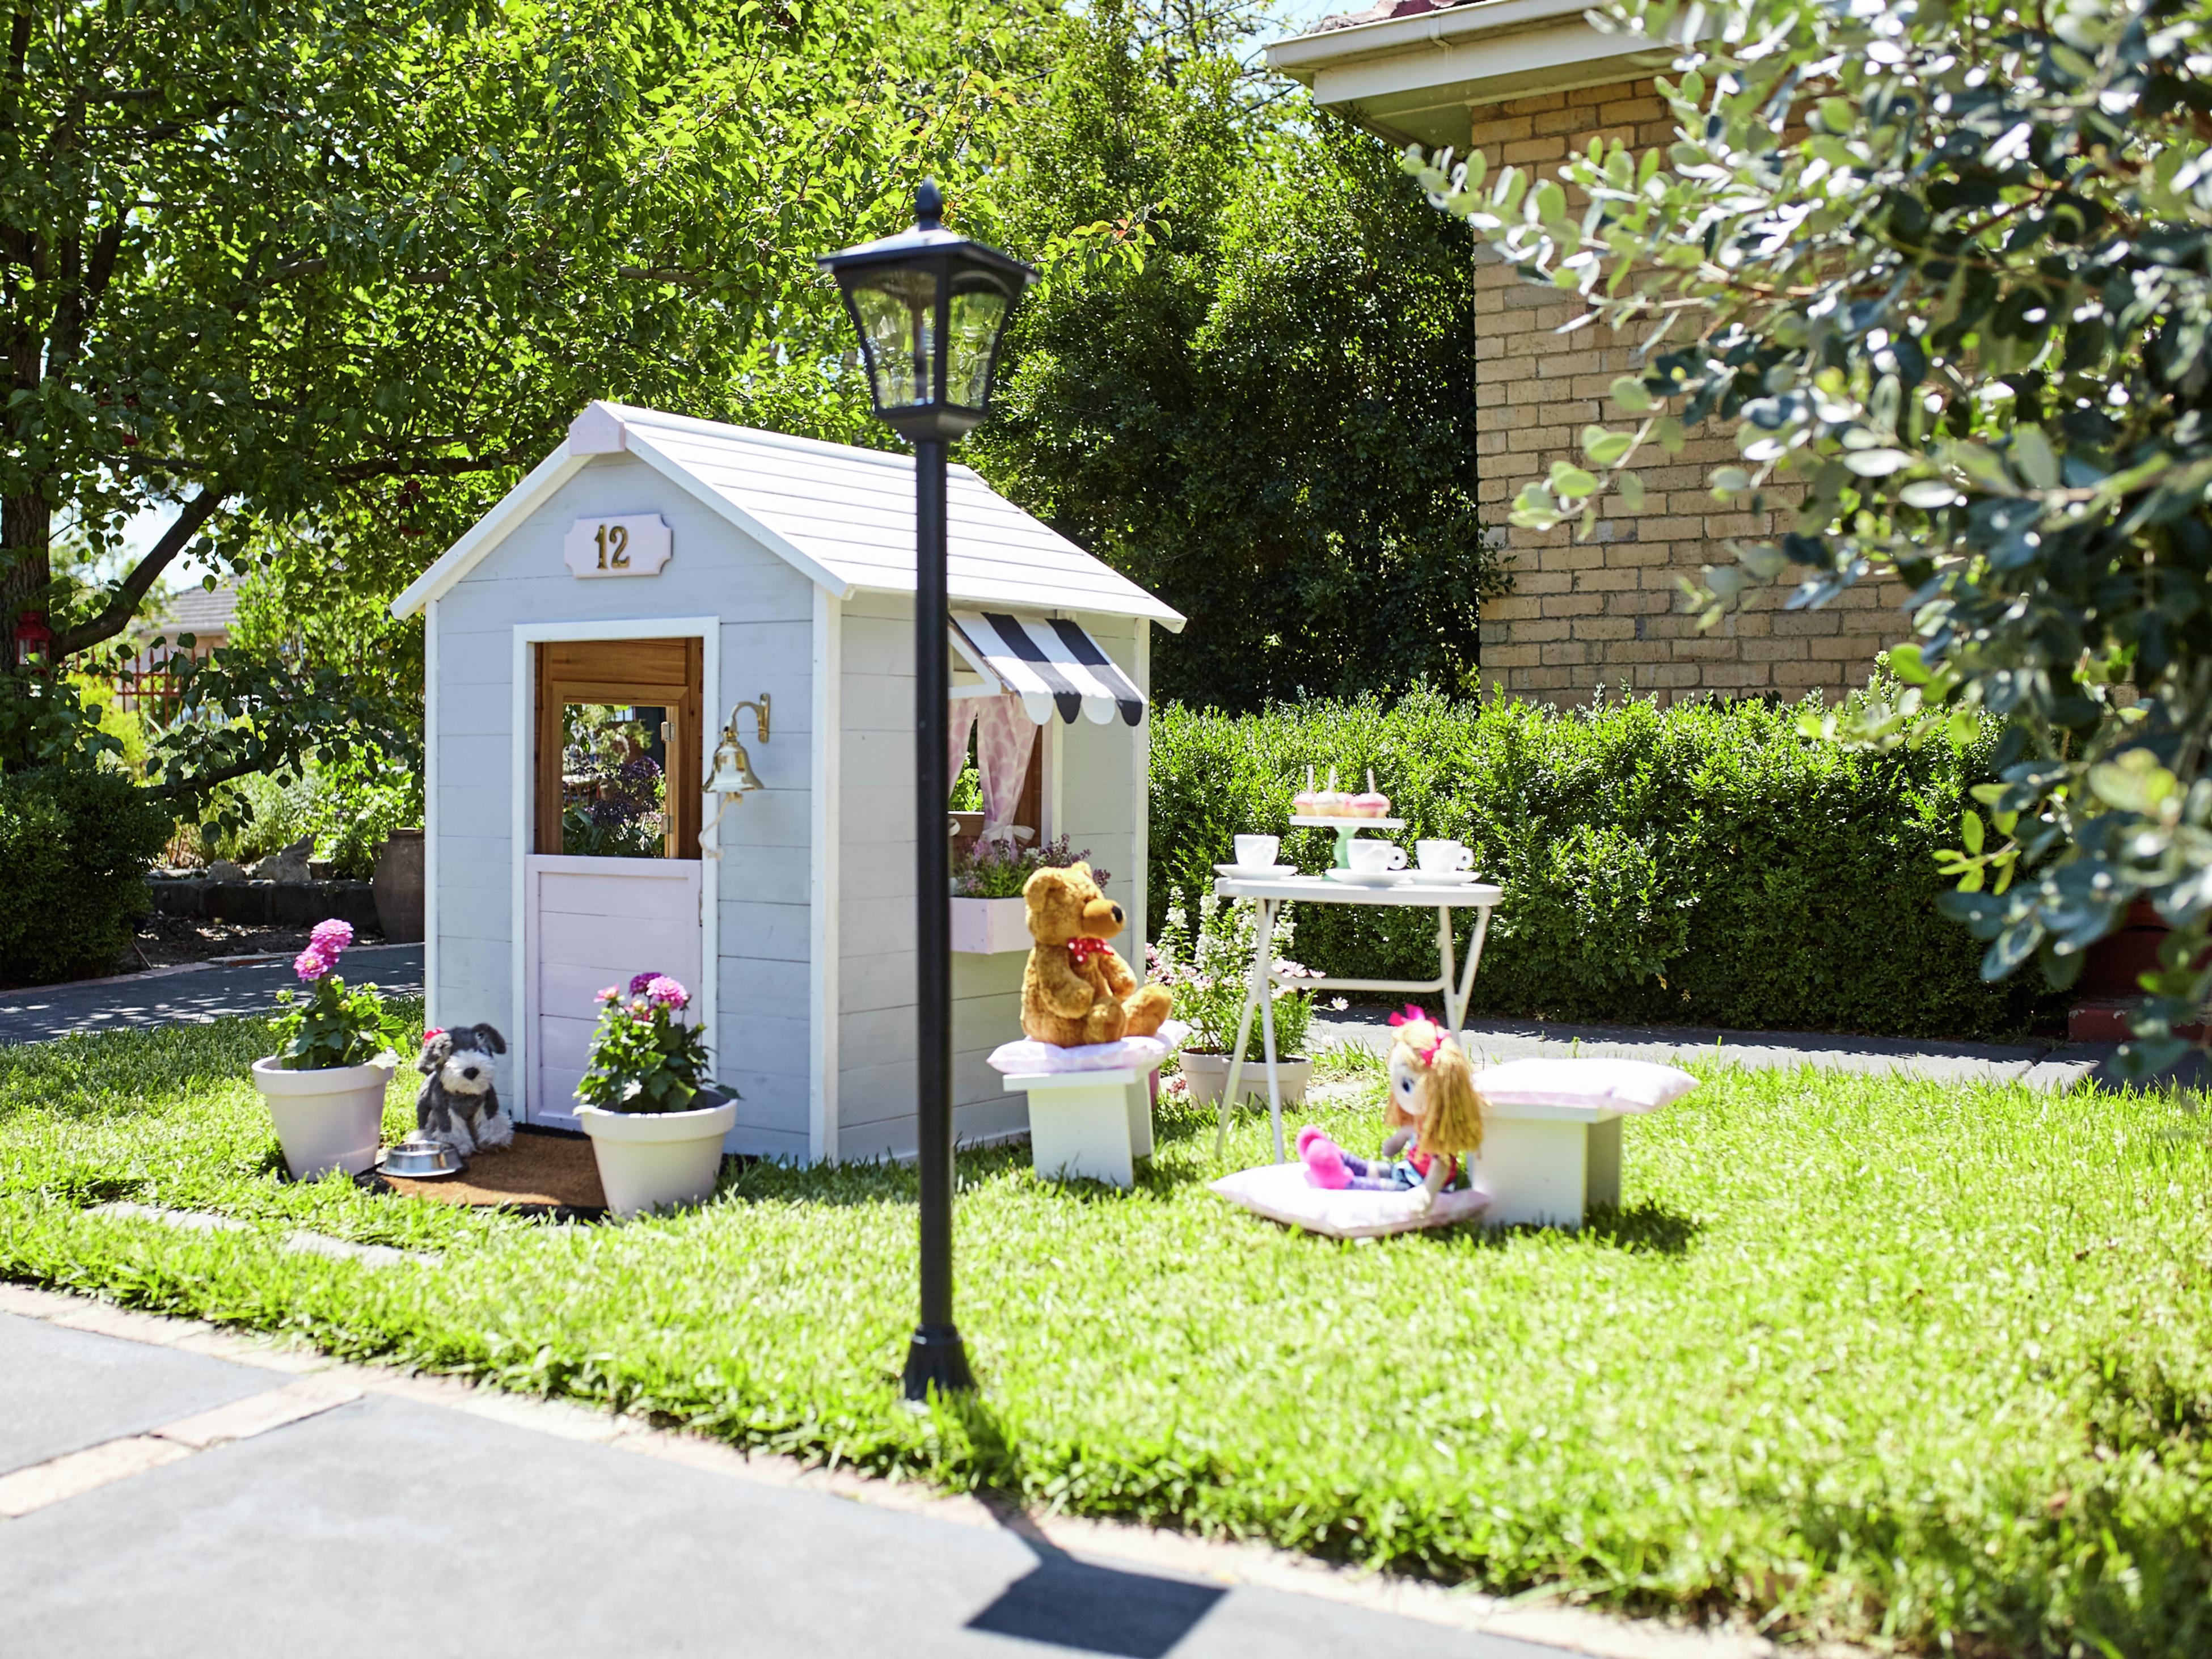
<box><xmin>1211</xmin><ymin>875</ymin><xmax>1505</xmax><ymax>1163</ymax></box>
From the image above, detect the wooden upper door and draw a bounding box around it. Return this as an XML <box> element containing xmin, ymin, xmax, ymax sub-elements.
<box><xmin>534</xmin><ymin>639</ymin><xmax>703</xmax><ymax>859</ymax></box>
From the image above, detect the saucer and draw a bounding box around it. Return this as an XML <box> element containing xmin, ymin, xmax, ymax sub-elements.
<box><xmin>1215</xmin><ymin>863</ymin><xmax>1298</xmax><ymax>879</ymax></box>
<box><xmin>1407</xmin><ymin>868</ymin><xmax>1480</xmax><ymax>884</ymax></box>
<box><xmin>1326</xmin><ymin>868</ymin><xmax>1409</xmax><ymax>887</ymax></box>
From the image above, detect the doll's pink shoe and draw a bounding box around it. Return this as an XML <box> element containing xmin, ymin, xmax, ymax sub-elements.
<box><xmin>1298</xmin><ymin>1127</ymin><xmax>1350</xmax><ymax>1189</ymax></box>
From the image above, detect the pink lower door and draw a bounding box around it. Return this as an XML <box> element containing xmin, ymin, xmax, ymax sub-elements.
<box><xmin>524</xmin><ymin>854</ymin><xmax>703</xmax><ymax>1129</ymax></box>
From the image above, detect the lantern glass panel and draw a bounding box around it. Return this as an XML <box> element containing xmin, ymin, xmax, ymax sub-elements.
<box><xmin>851</xmin><ymin>268</ymin><xmax>939</xmax><ymax>411</ymax></box>
<box><xmin>946</xmin><ymin>276</ymin><xmax>1012</xmax><ymax>410</ymax></box>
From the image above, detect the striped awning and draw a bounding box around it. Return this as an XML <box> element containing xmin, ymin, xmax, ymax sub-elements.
<box><xmin>951</xmin><ymin>611</ymin><xmax>1146</xmax><ymax>727</ymax></box>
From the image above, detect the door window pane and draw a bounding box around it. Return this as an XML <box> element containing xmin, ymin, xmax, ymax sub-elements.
<box><xmin>561</xmin><ymin>703</ymin><xmax>669</xmax><ymax>858</ymax></box>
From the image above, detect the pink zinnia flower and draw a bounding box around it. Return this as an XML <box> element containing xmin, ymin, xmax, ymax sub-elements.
<box><xmin>597</xmin><ymin>986</ymin><xmax>620</xmax><ymax>1003</ymax></box>
<box><xmin>310</xmin><ymin>919</ymin><xmax>354</xmax><ymax>957</ymax></box>
<box><xmin>294</xmin><ymin>948</ymin><xmax>331</xmax><ymax>983</ymax></box>
<box><xmin>645</xmin><ymin>975</ymin><xmax>687</xmax><ymax>1008</ymax></box>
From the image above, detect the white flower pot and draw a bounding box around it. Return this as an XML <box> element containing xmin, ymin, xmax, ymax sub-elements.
<box><xmin>576</xmin><ymin>1095</ymin><xmax>738</xmax><ymax>1218</ymax></box>
<box><xmin>1177</xmin><ymin>1049</ymin><xmax>1311</xmax><ymax>1108</ymax></box>
<box><xmin>251</xmin><ymin>1055</ymin><xmax>398</xmax><ymax>1180</ymax></box>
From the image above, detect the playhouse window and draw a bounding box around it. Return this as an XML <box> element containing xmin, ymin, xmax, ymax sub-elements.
<box><xmin>560</xmin><ymin>703</ymin><xmax>669</xmax><ymax>859</ymax></box>
<box><xmin>532</xmin><ymin>638</ymin><xmax>703</xmax><ymax>860</ymax></box>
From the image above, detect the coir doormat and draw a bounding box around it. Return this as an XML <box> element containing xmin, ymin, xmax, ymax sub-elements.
<box><xmin>372</xmin><ymin>1126</ymin><xmax>606</xmax><ymax>1218</ymax></box>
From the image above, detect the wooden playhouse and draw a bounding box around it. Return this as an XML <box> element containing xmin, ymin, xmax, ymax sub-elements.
<box><xmin>391</xmin><ymin>400</ymin><xmax>1184</xmax><ymax>1161</ymax></box>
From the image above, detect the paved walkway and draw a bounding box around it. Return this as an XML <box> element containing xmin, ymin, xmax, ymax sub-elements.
<box><xmin>0</xmin><ymin>1285</ymin><xmax>1778</xmax><ymax>1659</ymax></box>
<box><xmin>0</xmin><ymin>944</ymin><xmax>423</xmax><ymax>1045</ymax></box>
<box><xmin>1312</xmin><ymin>1012</ymin><xmax>2203</xmax><ymax>1092</ymax></box>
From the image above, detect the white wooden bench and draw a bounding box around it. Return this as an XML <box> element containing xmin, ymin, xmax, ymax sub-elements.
<box><xmin>1477</xmin><ymin>1101</ymin><xmax>1625</xmax><ymax>1228</ymax></box>
<box><xmin>1000</xmin><ymin>1067</ymin><xmax>1153</xmax><ymax>1188</ymax></box>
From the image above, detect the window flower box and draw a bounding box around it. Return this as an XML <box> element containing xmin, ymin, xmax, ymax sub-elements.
<box><xmin>951</xmin><ymin>896</ymin><xmax>1031</xmax><ymax>955</ymax></box>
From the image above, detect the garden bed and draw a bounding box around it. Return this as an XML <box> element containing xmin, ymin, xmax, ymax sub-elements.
<box><xmin>2</xmin><ymin>1011</ymin><xmax>2207</xmax><ymax>1656</ymax></box>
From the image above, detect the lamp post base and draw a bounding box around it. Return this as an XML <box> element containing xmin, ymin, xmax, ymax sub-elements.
<box><xmin>902</xmin><ymin>1324</ymin><xmax>975</xmax><ymax>1402</ymax></box>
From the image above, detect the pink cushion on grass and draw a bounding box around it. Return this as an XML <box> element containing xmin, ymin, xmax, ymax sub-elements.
<box><xmin>1209</xmin><ymin>1162</ymin><xmax>1492</xmax><ymax>1238</ymax></box>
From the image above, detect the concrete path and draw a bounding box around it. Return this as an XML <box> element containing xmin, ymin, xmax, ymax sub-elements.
<box><xmin>0</xmin><ymin>943</ymin><xmax>423</xmax><ymax>1045</ymax></box>
<box><xmin>0</xmin><ymin>1285</ymin><xmax>1782</xmax><ymax>1659</ymax></box>
<box><xmin>1312</xmin><ymin>1012</ymin><xmax>2204</xmax><ymax>1092</ymax></box>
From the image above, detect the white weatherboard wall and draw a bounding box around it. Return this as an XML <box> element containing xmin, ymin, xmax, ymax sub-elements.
<box><xmin>429</xmin><ymin>451</ymin><xmax>816</xmax><ymax>1158</ymax></box>
<box><xmin>833</xmin><ymin>596</ymin><xmax>1151</xmax><ymax>1162</ymax></box>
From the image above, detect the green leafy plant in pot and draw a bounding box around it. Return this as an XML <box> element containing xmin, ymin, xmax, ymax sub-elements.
<box><xmin>574</xmin><ymin>972</ymin><xmax>740</xmax><ymax>1217</ymax></box>
<box><xmin>251</xmin><ymin>921</ymin><xmax>409</xmax><ymax>1180</ymax></box>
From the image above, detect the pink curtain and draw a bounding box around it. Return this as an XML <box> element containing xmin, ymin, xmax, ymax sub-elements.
<box><xmin>975</xmin><ymin>693</ymin><xmax>1036</xmax><ymax>845</ymax></box>
<box><xmin>949</xmin><ymin>698</ymin><xmax>980</xmax><ymax>793</ymax></box>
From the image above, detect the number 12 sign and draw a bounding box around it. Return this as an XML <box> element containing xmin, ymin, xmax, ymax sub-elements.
<box><xmin>562</xmin><ymin>514</ymin><xmax>673</xmax><ymax>580</ymax></box>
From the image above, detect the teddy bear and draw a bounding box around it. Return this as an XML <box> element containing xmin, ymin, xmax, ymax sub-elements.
<box><xmin>1020</xmin><ymin>862</ymin><xmax>1172</xmax><ymax>1048</ymax></box>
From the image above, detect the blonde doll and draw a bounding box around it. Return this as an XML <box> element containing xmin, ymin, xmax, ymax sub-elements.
<box><xmin>1298</xmin><ymin>1007</ymin><xmax>1485</xmax><ymax>1213</ymax></box>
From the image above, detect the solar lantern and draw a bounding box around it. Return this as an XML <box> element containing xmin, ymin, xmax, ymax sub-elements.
<box><xmin>818</xmin><ymin>183</ymin><xmax>1033</xmax><ymax>1404</ymax></box>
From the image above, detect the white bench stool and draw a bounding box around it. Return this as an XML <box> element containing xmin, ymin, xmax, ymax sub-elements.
<box><xmin>1476</xmin><ymin>1101</ymin><xmax>1626</xmax><ymax>1227</ymax></box>
<box><xmin>1002</xmin><ymin>1067</ymin><xmax>1153</xmax><ymax>1188</ymax></box>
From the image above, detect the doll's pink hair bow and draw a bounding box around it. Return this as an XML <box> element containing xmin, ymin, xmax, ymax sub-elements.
<box><xmin>1387</xmin><ymin>1004</ymin><xmax>1446</xmax><ymax>1064</ymax></box>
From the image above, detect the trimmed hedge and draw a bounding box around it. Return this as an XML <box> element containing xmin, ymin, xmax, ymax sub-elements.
<box><xmin>0</xmin><ymin>764</ymin><xmax>173</xmax><ymax>985</ymax></box>
<box><xmin>1149</xmin><ymin>689</ymin><xmax>2061</xmax><ymax>1040</ymax></box>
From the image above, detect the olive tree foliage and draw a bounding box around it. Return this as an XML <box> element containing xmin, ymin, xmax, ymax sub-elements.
<box><xmin>0</xmin><ymin>0</ymin><xmax>1028</xmax><ymax>801</ymax></box>
<box><xmin>1408</xmin><ymin>0</ymin><xmax>2212</xmax><ymax>1063</ymax></box>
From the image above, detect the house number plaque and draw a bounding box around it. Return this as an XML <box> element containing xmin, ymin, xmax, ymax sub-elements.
<box><xmin>562</xmin><ymin>514</ymin><xmax>673</xmax><ymax>579</ymax></box>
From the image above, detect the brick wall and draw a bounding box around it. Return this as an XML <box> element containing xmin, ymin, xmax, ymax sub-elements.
<box><xmin>1468</xmin><ymin>77</ymin><xmax>1907</xmax><ymax>703</ymax></box>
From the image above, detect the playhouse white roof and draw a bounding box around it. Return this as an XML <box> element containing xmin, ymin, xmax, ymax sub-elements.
<box><xmin>391</xmin><ymin>402</ymin><xmax>1185</xmax><ymax>630</ymax></box>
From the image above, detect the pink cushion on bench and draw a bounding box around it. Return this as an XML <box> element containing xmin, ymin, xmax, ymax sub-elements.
<box><xmin>1473</xmin><ymin>1057</ymin><xmax>1695</xmax><ymax>1112</ymax></box>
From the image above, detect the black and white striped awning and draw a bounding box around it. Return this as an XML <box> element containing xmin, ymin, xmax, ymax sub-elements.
<box><xmin>951</xmin><ymin>611</ymin><xmax>1146</xmax><ymax>727</ymax></box>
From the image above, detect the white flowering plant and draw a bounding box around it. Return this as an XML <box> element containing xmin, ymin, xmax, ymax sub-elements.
<box><xmin>1150</xmin><ymin>892</ymin><xmax>1328</xmax><ymax>1060</ymax></box>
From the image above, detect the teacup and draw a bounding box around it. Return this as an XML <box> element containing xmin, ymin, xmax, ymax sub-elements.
<box><xmin>1233</xmin><ymin>834</ymin><xmax>1281</xmax><ymax>869</ymax></box>
<box><xmin>1416</xmin><ymin>839</ymin><xmax>1474</xmax><ymax>874</ymax></box>
<box><xmin>1347</xmin><ymin>840</ymin><xmax>1407</xmax><ymax>873</ymax></box>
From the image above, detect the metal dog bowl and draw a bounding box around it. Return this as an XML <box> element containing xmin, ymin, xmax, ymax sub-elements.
<box><xmin>378</xmin><ymin>1137</ymin><xmax>463</xmax><ymax>1179</ymax></box>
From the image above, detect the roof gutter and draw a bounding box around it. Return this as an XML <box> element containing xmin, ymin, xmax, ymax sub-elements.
<box><xmin>1265</xmin><ymin>0</ymin><xmax>1679</xmax><ymax>146</ymax></box>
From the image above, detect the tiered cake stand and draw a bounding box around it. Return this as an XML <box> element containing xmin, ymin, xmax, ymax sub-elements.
<box><xmin>1290</xmin><ymin>814</ymin><xmax>1405</xmax><ymax>869</ymax></box>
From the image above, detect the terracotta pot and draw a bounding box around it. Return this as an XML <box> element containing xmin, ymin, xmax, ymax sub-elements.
<box><xmin>373</xmin><ymin>829</ymin><xmax>425</xmax><ymax>943</ymax></box>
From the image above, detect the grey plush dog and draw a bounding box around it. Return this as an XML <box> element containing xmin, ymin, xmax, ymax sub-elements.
<box><xmin>415</xmin><ymin>1024</ymin><xmax>514</xmax><ymax>1156</ymax></box>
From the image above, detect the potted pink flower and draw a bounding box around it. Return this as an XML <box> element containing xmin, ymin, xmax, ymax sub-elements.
<box><xmin>250</xmin><ymin>921</ymin><xmax>408</xmax><ymax>1179</ymax></box>
<box><xmin>573</xmin><ymin>972</ymin><xmax>736</xmax><ymax>1217</ymax></box>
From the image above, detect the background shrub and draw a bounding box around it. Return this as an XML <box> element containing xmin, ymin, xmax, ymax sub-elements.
<box><xmin>185</xmin><ymin>749</ymin><xmax>419</xmax><ymax>878</ymax></box>
<box><xmin>0</xmin><ymin>764</ymin><xmax>173</xmax><ymax>985</ymax></box>
<box><xmin>1149</xmin><ymin>688</ymin><xmax>2061</xmax><ymax>1040</ymax></box>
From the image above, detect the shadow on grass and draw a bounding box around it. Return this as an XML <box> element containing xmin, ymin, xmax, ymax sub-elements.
<box><xmin>1577</xmin><ymin>1200</ymin><xmax>1703</xmax><ymax>1256</ymax></box>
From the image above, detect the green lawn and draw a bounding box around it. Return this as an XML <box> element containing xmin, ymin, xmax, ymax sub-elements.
<box><xmin>3</xmin><ymin>1010</ymin><xmax>2209</xmax><ymax>1656</ymax></box>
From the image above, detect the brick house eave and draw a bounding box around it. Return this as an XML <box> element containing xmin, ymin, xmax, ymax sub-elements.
<box><xmin>1265</xmin><ymin>0</ymin><xmax>1681</xmax><ymax>146</ymax></box>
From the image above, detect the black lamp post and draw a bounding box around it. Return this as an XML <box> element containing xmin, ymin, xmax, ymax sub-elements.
<box><xmin>820</xmin><ymin>182</ymin><xmax>1033</xmax><ymax>1402</ymax></box>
